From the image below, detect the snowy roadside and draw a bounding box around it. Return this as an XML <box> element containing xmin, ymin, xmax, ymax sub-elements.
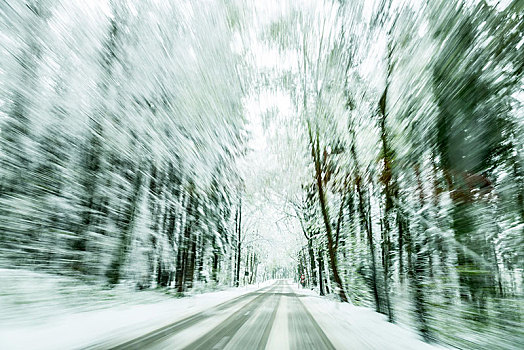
<box><xmin>0</xmin><ymin>268</ymin><xmax>273</xmax><ymax>350</ymax></box>
<box><xmin>289</xmin><ymin>282</ymin><xmax>449</xmax><ymax>350</ymax></box>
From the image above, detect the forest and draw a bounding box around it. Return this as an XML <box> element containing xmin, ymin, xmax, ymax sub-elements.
<box><xmin>0</xmin><ymin>0</ymin><xmax>522</xmax><ymax>349</ymax></box>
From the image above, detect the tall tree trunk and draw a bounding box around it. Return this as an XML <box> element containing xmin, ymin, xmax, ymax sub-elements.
<box><xmin>211</xmin><ymin>236</ymin><xmax>219</xmax><ymax>283</ymax></box>
<box><xmin>317</xmin><ymin>248</ymin><xmax>325</xmax><ymax>296</ymax></box>
<box><xmin>379</xmin><ymin>92</ymin><xmax>395</xmax><ymax>322</ymax></box>
<box><xmin>174</xmin><ymin>239</ymin><xmax>185</xmax><ymax>292</ymax></box>
<box><xmin>350</xmin><ymin>137</ymin><xmax>382</xmax><ymax>312</ymax></box>
<box><xmin>297</xmin><ymin>208</ymin><xmax>318</xmax><ymax>287</ymax></box>
<box><xmin>197</xmin><ymin>233</ymin><xmax>206</xmax><ymax>282</ymax></box>
<box><xmin>309</xmin><ymin>124</ymin><xmax>349</xmax><ymax>302</ymax></box>
<box><xmin>185</xmin><ymin>238</ymin><xmax>196</xmax><ymax>289</ymax></box>
<box><xmin>212</xmin><ymin>252</ymin><xmax>219</xmax><ymax>283</ymax></box>
<box><xmin>356</xmin><ymin>175</ymin><xmax>381</xmax><ymax>312</ymax></box>
<box><xmin>251</xmin><ymin>254</ymin><xmax>258</xmax><ymax>284</ymax></box>
<box><xmin>185</xmin><ymin>194</ymin><xmax>200</xmax><ymax>290</ymax></box>
<box><xmin>235</xmin><ymin>201</ymin><xmax>242</xmax><ymax>287</ymax></box>
<box><xmin>175</xmin><ymin>187</ymin><xmax>196</xmax><ymax>293</ymax></box>
<box><xmin>308</xmin><ymin>239</ymin><xmax>317</xmax><ymax>287</ymax></box>
<box><xmin>236</xmin><ymin>240</ymin><xmax>241</xmax><ymax>287</ymax></box>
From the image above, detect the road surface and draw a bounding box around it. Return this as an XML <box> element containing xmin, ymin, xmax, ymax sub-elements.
<box><xmin>99</xmin><ymin>280</ymin><xmax>335</xmax><ymax>350</ymax></box>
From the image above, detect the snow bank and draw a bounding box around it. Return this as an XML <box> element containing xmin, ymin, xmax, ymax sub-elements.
<box><xmin>290</xmin><ymin>283</ymin><xmax>450</xmax><ymax>350</ymax></box>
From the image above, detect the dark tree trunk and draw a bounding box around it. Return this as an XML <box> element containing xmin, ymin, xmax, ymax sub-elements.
<box><xmin>318</xmin><ymin>249</ymin><xmax>325</xmax><ymax>296</ymax></box>
<box><xmin>156</xmin><ymin>258</ymin><xmax>162</xmax><ymax>286</ymax></box>
<box><xmin>308</xmin><ymin>239</ymin><xmax>317</xmax><ymax>287</ymax></box>
<box><xmin>379</xmin><ymin>100</ymin><xmax>395</xmax><ymax>322</ymax></box>
<box><xmin>185</xmin><ymin>239</ymin><xmax>196</xmax><ymax>289</ymax></box>
<box><xmin>356</xmin><ymin>175</ymin><xmax>381</xmax><ymax>313</ymax></box>
<box><xmin>166</xmin><ymin>204</ymin><xmax>176</xmax><ymax>248</ymax></box>
<box><xmin>251</xmin><ymin>254</ymin><xmax>258</xmax><ymax>284</ymax></box>
<box><xmin>350</xmin><ymin>136</ymin><xmax>382</xmax><ymax>312</ymax></box>
<box><xmin>235</xmin><ymin>202</ymin><xmax>242</xmax><ymax>287</ymax></box>
<box><xmin>212</xmin><ymin>252</ymin><xmax>219</xmax><ymax>283</ymax></box>
<box><xmin>211</xmin><ymin>236</ymin><xmax>219</xmax><ymax>283</ymax></box>
<box><xmin>197</xmin><ymin>233</ymin><xmax>206</xmax><ymax>282</ymax></box>
<box><xmin>309</xmin><ymin>125</ymin><xmax>349</xmax><ymax>302</ymax></box>
<box><xmin>175</xmin><ymin>187</ymin><xmax>196</xmax><ymax>292</ymax></box>
<box><xmin>175</xmin><ymin>243</ymin><xmax>186</xmax><ymax>292</ymax></box>
<box><xmin>236</xmin><ymin>240</ymin><xmax>241</xmax><ymax>287</ymax></box>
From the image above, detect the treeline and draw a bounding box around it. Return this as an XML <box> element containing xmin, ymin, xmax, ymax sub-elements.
<box><xmin>264</xmin><ymin>0</ymin><xmax>523</xmax><ymax>348</ymax></box>
<box><xmin>0</xmin><ymin>0</ymin><xmax>259</xmax><ymax>291</ymax></box>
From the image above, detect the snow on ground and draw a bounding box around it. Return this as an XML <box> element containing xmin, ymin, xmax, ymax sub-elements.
<box><xmin>0</xmin><ymin>268</ymin><xmax>273</xmax><ymax>350</ymax></box>
<box><xmin>1</xmin><ymin>270</ymin><xmax>451</xmax><ymax>350</ymax></box>
<box><xmin>289</xmin><ymin>281</ymin><xmax>450</xmax><ymax>350</ymax></box>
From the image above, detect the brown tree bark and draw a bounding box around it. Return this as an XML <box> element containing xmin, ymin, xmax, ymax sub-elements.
<box><xmin>308</xmin><ymin>124</ymin><xmax>349</xmax><ymax>302</ymax></box>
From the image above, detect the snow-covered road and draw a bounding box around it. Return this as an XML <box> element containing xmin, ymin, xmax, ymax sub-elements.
<box><xmin>108</xmin><ymin>280</ymin><xmax>334</xmax><ymax>349</ymax></box>
<box><xmin>88</xmin><ymin>280</ymin><xmax>442</xmax><ymax>350</ymax></box>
